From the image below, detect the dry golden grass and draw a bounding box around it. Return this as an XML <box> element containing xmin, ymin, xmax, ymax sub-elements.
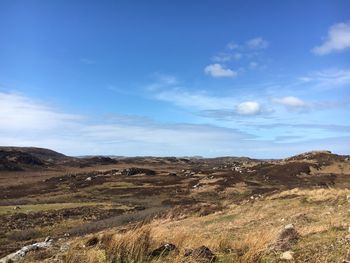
<box><xmin>267</xmin><ymin>187</ymin><xmax>350</xmax><ymax>202</ymax></box>
<box><xmin>26</xmin><ymin>187</ymin><xmax>350</xmax><ymax>263</ymax></box>
<box><xmin>105</xmin><ymin>225</ymin><xmax>152</xmax><ymax>263</ymax></box>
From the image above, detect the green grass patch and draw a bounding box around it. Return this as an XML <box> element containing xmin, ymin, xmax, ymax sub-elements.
<box><xmin>0</xmin><ymin>202</ymin><xmax>125</xmax><ymax>215</ymax></box>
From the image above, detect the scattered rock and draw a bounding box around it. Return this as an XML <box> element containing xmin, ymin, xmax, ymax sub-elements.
<box><xmin>284</xmin><ymin>224</ymin><xmax>294</xmax><ymax>230</ymax></box>
<box><xmin>280</xmin><ymin>250</ymin><xmax>294</xmax><ymax>260</ymax></box>
<box><xmin>85</xmin><ymin>236</ymin><xmax>99</xmax><ymax>247</ymax></box>
<box><xmin>150</xmin><ymin>243</ymin><xmax>177</xmax><ymax>257</ymax></box>
<box><xmin>59</xmin><ymin>244</ymin><xmax>69</xmax><ymax>252</ymax></box>
<box><xmin>274</xmin><ymin>224</ymin><xmax>300</xmax><ymax>251</ymax></box>
<box><xmin>184</xmin><ymin>246</ymin><xmax>216</xmax><ymax>262</ymax></box>
<box><xmin>120</xmin><ymin>167</ymin><xmax>156</xmax><ymax>176</ymax></box>
<box><xmin>347</xmin><ymin>195</ymin><xmax>350</xmax><ymax>203</ymax></box>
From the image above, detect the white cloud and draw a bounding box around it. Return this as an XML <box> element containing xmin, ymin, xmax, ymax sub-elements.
<box><xmin>246</xmin><ymin>37</ymin><xmax>269</xmax><ymax>49</ymax></box>
<box><xmin>236</xmin><ymin>101</ymin><xmax>261</xmax><ymax>115</ymax></box>
<box><xmin>204</xmin><ymin>63</ymin><xmax>237</xmax><ymax>78</ymax></box>
<box><xmin>312</xmin><ymin>22</ymin><xmax>350</xmax><ymax>55</ymax></box>
<box><xmin>272</xmin><ymin>96</ymin><xmax>308</xmax><ymax>111</ymax></box>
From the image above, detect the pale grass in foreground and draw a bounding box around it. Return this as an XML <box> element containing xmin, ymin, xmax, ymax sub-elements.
<box><xmin>49</xmin><ymin>188</ymin><xmax>350</xmax><ymax>262</ymax></box>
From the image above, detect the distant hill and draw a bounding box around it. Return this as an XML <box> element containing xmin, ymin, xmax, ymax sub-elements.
<box><xmin>0</xmin><ymin>148</ymin><xmax>45</xmax><ymax>171</ymax></box>
<box><xmin>0</xmin><ymin>146</ymin><xmax>69</xmax><ymax>162</ymax></box>
<box><xmin>0</xmin><ymin>146</ymin><xmax>118</xmax><ymax>171</ymax></box>
<box><xmin>1</xmin><ymin>146</ymin><xmax>348</xmax><ymax>172</ymax></box>
<box><xmin>284</xmin><ymin>150</ymin><xmax>348</xmax><ymax>163</ymax></box>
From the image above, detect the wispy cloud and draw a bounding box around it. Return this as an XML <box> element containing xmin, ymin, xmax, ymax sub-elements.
<box><xmin>312</xmin><ymin>22</ymin><xmax>350</xmax><ymax>55</ymax></box>
<box><xmin>204</xmin><ymin>63</ymin><xmax>237</xmax><ymax>78</ymax></box>
<box><xmin>146</xmin><ymin>73</ymin><xmax>343</xmax><ymax>117</ymax></box>
<box><xmin>272</xmin><ymin>96</ymin><xmax>308</xmax><ymax>112</ymax></box>
<box><xmin>299</xmin><ymin>68</ymin><xmax>350</xmax><ymax>88</ymax></box>
<box><xmin>252</xmin><ymin>123</ymin><xmax>350</xmax><ymax>134</ymax></box>
<box><xmin>226</xmin><ymin>41</ymin><xmax>239</xmax><ymax>50</ymax></box>
<box><xmin>155</xmin><ymin>89</ymin><xmax>235</xmax><ymax>110</ymax></box>
<box><xmin>1</xmin><ymin>91</ymin><xmax>349</xmax><ymax>158</ymax></box>
<box><xmin>0</xmin><ymin>92</ymin><xmax>81</xmax><ymax>131</ymax></box>
<box><xmin>246</xmin><ymin>37</ymin><xmax>269</xmax><ymax>49</ymax></box>
<box><xmin>0</xmin><ymin>91</ymin><xmax>256</xmax><ymax>156</ymax></box>
<box><xmin>146</xmin><ymin>73</ymin><xmax>179</xmax><ymax>91</ymax></box>
<box><xmin>154</xmin><ymin>89</ymin><xmax>268</xmax><ymax>117</ymax></box>
<box><xmin>209</xmin><ymin>37</ymin><xmax>269</xmax><ymax>73</ymax></box>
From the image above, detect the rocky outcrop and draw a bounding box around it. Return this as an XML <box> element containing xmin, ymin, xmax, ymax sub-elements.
<box><xmin>184</xmin><ymin>246</ymin><xmax>216</xmax><ymax>262</ymax></box>
<box><xmin>0</xmin><ymin>237</ymin><xmax>53</xmax><ymax>263</ymax></box>
<box><xmin>120</xmin><ymin>167</ymin><xmax>156</xmax><ymax>176</ymax></box>
<box><xmin>149</xmin><ymin>243</ymin><xmax>177</xmax><ymax>257</ymax></box>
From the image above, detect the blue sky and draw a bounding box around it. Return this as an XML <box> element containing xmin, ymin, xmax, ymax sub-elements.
<box><xmin>0</xmin><ymin>0</ymin><xmax>350</xmax><ymax>158</ymax></box>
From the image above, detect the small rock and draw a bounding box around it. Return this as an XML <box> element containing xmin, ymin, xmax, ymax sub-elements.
<box><xmin>184</xmin><ymin>246</ymin><xmax>216</xmax><ymax>262</ymax></box>
<box><xmin>13</xmin><ymin>206</ymin><xmax>20</xmax><ymax>210</ymax></box>
<box><xmin>44</xmin><ymin>236</ymin><xmax>51</xmax><ymax>242</ymax></box>
<box><xmin>345</xmin><ymin>234</ymin><xmax>350</xmax><ymax>241</ymax></box>
<box><xmin>274</xmin><ymin>224</ymin><xmax>300</xmax><ymax>251</ymax></box>
<box><xmin>284</xmin><ymin>224</ymin><xmax>294</xmax><ymax>230</ymax></box>
<box><xmin>347</xmin><ymin>195</ymin><xmax>350</xmax><ymax>203</ymax></box>
<box><xmin>280</xmin><ymin>251</ymin><xmax>294</xmax><ymax>260</ymax></box>
<box><xmin>150</xmin><ymin>243</ymin><xmax>177</xmax><ymax>257</ymax></box>
<box><xmin>85</xmin><ymin>236</ymin><xmax>99</xmax><ymax>247</ymax></box>
<box><xmin>60</xmin><ymin>244</ymin><xmax>69</xmax><ymax>252</ymax></box>
<box><xmin>85</xmin><ymin>177</ymin><xmax>92</xmax><ymax>181</ymax></box>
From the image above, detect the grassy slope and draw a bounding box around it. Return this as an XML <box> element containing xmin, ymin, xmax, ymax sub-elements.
<box><xmin>33</xmin><ymin>187</ymin><xmax>350</xmax><ymax>263</ymax></box>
